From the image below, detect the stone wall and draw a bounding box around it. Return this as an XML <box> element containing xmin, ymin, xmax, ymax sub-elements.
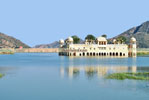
<box><xmin>15</xmin><ymin>48</ymin><xmax>59</xmax><ymax>53</ymax></box>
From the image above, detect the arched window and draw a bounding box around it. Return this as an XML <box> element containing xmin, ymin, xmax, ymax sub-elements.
<box><xmin>104</xmin><ymin>42</ymin><xmax>106</xmax><ymax>45</ymax></box>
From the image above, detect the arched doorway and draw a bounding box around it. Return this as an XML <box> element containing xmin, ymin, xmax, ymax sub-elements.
<box><xmin>93</xmin><ymin>53</ymin><xmax>95</xmax><ymax>56</ymax></box>
<box><xmin>120</xmin><ymin>52</ymin><xmax>122</xmax><ymax>56</ymax></box>
<box><xmin>113</xmin><ymin>52</ymin><xmax>115</xmax><ymax>56</ymax></box>
<box><xmin>110</xmin><ymin>52</ymin><xmax>112</xmax><ymax>56</ymax></box>
<box><xmin>80</xmin><ymin>53</ymin><xmax>82</xmax><ymax>56</ymax></box>
<box><xmin>104</xmin><ymin>53</ymin><xmax>106</xmax><ymax>56</ymax></box>
<box><xmin>99</xmin><ymin>53</ymin><xmax>101</xmax><ymax>56</ymax></box>
<box><xmin>116</xmin><ymin>52</ymin><xmax>118</xmax><ymax>56</ymax></box>
<box><xmin>96</xmin><ymin>53</ymin><xmax>98</xmax><ymax>56</ymax></box>
<box><xmin>73</xmin><ymin>53</ymin><xmax>76</xmax><ymax>56</ymax></box>
<box><xmin>83</xmin><ymin>52</ymin><xmax>85</xmax><ymax>56</ymax></box>
<box><xmin>87</xmin><ymin>52</ymin><xmax>89</xmax><ymax>56</ymax></box>
<box><xmin>90</xmin><ymin>52</ymin><xmax>92</xmax><ymax>56</ymax></box>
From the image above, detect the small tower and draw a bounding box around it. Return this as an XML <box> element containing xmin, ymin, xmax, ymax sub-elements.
<box><xmin>66</xmin><ymin>37</ymin><xmax>73</xmax><ymax>45</ymax></box>
<box><xmin>113</xmin><ymin>39</ymin><xmax>117</xmax><ymax>44</ymax></box>
<box><xmin>59</xmin><ymin>39</ymin><xmax>64</xmax><ymax>48</ymax></box>
<box><xmin>129</xmin><ymin>37</ymin><xmax>137</xmax><ymax>57</ymax></box>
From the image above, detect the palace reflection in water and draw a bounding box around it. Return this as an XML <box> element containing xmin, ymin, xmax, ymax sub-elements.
<box><xmin>59</xmin><ymin>55</ymin><xmax>139</xmax><ymax>79</ymax></box>
<box><xmin>60</xmin><ymin>66</ymin><xmax>138</xmax><ymax>79</ymax></box>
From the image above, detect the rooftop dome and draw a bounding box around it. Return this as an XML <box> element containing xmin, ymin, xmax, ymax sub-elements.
<box><xmin>67</xmin><ymin>37</ymin><xmax>73</xmax><ymax>42</ymax></box>
<box><xmin>113</xmin><ymin>39</ymin><xmax>117</xmax><ymax>43</ymax></box>
<box><xmin>96</xmin><ymin>37</ymin><xmax>107</xmax><ymax>41</ymax></box>
<box><xmin>59</xmin><ymin>39</ymin><xmax>64</xmax><ymax>44</ymax></box>
<box><xmin>131</xmin><ymin>37</ymin><xmax>136</xmax><ymax>42</ymax></box>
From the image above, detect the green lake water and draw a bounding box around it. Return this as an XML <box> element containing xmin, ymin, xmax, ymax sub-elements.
<box><xmin>0</xmin><ymin>53</ymin><xmax>149</xmax><ymax>100</ymax></box>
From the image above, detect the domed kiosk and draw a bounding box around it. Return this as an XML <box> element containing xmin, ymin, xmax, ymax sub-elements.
<box><xmin>96</xmin><ymin>37</ymin><xmax>107</xmax><ymax>45</ymax></box>
<box><xmin>59</xmin><ymin>39</ymin><xmax>64</xmax><ymax>47</ymax></box>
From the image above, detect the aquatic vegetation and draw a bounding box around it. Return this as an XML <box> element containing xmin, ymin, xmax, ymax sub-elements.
<box><xmin>0</xmin><ymin>73</ymin><xmax>4</xmax><ymax>78</ymax></box>
<box><xmin>106</xmin><ymin>72</ymin><xmax>149</xmax><ymax>80</ymax></box>
<box><xmin>137</xmin><ymin>52</ymin><xmax>149</xmax><ymax>56</ymax></box>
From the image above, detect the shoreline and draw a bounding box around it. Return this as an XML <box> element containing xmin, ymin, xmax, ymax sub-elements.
<box><xmin>137</xmin><ymin>48</ymin><xmax>149</xmax><ymax>56</ymax></box>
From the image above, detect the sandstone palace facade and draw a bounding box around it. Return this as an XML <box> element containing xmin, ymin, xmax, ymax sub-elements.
<box><xmin>59</xmin><ymin>36</ymin><xmax>137</xmax><ymax>57</ymax></box>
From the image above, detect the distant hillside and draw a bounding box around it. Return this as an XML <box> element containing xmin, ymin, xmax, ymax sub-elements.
<box><xmin>112</xmin><ymin>21</ymin><xmax>149</xmax><ymax>48</ymax></box>
<box><xmin>34</xmin><ymin>41</ymin><xmax>59</xmax><ymax>48</ymax></box>
<box><xmin>0</xmin><ymin>33</ymin><xmax>30</xmax><ymax>48</ymax></box>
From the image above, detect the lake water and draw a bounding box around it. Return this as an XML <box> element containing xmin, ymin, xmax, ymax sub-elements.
<box><xmin>0</xmin><ymin>53</ymin><xmax>149</xmax><ymax>100</ymax></box>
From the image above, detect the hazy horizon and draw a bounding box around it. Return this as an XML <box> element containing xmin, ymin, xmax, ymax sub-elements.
<box><xmin>0</xmin><ymin>0</ymin><xmax>149</xmax><ymax>46</ymax></box>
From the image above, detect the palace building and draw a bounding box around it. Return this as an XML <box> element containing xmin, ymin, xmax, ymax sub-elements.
<box><xmin>59</xmin><ymin>36</ymin><xmax>137</xmax><ymax>57</ymax></box>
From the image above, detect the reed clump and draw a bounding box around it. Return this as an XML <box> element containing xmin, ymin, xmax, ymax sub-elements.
<box><xmin>106</xmin><ymin>72</ymin><xmax>149</xmax><ymax>80</ymax></box>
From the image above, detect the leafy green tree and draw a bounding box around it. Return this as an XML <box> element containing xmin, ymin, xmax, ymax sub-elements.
<box><xmin>85</xmin><ymin>34</ymin><xmax>96</xmax><ymax>40</ymax></box>
<box><xmin>71</xmin><ymin>35</ymin><xmax>80</xmax><ymax>44</ymax></box>
<box><xmin>117</xmin><ymin>36</ymin><xmax>126</xmax><ymax>43</ymax></box>
<box><xmin>101</xmin><ymin>34</ymin><xmax>107</xmax><ymax>38</ymax></box>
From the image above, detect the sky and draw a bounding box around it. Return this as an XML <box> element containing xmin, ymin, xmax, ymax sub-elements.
<box><xmin>0</xmin><ymin>0</ymin><xmax>149</xmax><ymax>47</ymax></box>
